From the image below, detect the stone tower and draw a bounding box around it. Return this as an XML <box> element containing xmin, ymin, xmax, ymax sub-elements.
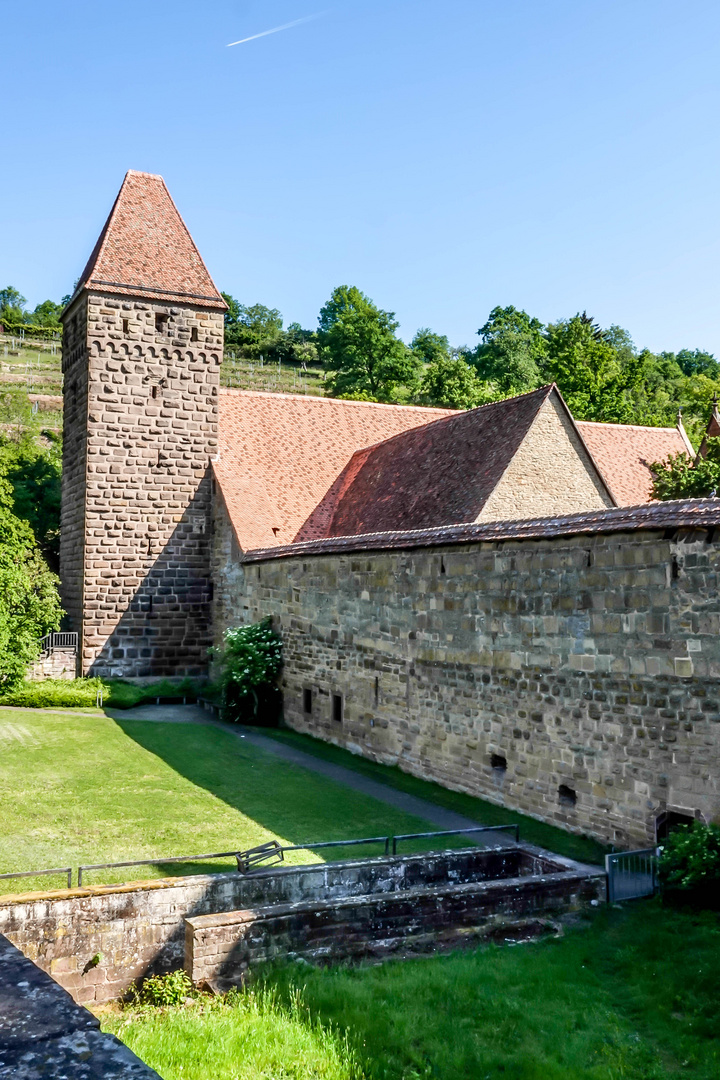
<box><xmin>60</xmin><ymin>170</ymin><xmax>226</xmax><ymax>678</ymax></box>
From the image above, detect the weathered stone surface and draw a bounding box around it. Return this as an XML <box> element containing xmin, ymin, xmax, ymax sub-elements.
<box><xmin>0</xmin><ymin>934</ymin><xmax>159</xmax><ymax>1078</ymax></box>
<box><xmin>0</xmin><ymin>847</ymin><xmax>599</xmax><ymax>1005</ymax></box>
<box><xmin>185</xmin><ymin>846</ymin><xmax>604</xmax><ymax>986</ymax></box>
<box><xmin>60</xmin><ymin>293</ymin><xmax>223</xmax><ymax>678</ymax></box>
<box><xmin>212</xmin><ymin>506</ymin><xmax>720</xmax><ymax>847</ymax></box>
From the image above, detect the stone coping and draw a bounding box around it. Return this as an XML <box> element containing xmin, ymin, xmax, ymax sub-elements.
<box><xmin>186</xmin><ymin>865</ymin><xmax>605</xmax><ymax>934</ymax></box>
<box><xmin>242</xmin><ymin>497</ymin><xmax>720</xmax><ymax>562</ymax></box>
<box><xmin>0</xmin><ymin>843</ymin><xmax>602</xmax><ymax>906</ymax></box>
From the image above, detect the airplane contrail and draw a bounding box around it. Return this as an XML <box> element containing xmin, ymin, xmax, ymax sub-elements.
<box><xmin>227</xmin><ymin>12</ymin><xmax>323</xmax><ymax>47</ymax></box>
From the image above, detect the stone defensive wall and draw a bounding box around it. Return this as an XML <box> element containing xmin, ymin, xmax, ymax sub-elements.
<box><xmin>213</xmin><ymin>499</ymin><xmax>720</xmax><ymax>848</ymax></box>
<box><xmin>0</xmin><ymin>846</ymin><xmax>602</xmax><ymax>1005</ymax></box>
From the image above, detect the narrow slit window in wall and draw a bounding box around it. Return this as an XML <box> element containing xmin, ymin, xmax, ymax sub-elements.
<box><xmin>122</xmin><ymin>318</ymin><xmax>129</xmax><ymax>334</ymax></box>
<box><xmin>303</xmin><ymin>688</ymin><xmax>312</xmax><ymax>715</ymax></box>
<box><xmin>155</xmin><ymin>313</ymin><xmax>168</xmax><ymax>333</ymax></box>
<box><xmin>191</xmin><ymin>326</ymin><xmax>199</xmax><ymax>342</ymax></box>
<box><xmin>332</xmin><ymin>693</ymin><xmax>343</xmax><ymax>723</ymax></box>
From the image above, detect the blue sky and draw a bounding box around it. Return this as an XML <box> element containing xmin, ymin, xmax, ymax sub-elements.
<box><xmin>3</xmin><ymin>0</ymin><xmax>720</xmax><ymax>353</ymax></box>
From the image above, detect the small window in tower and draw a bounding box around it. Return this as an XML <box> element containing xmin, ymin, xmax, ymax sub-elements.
<box><xmin>155</xmin><ymin>313</ymin><xmax>169</xmax><ymax>333</ymax></box>
<box><xmin>122</xmin><ymin>318</ymin><xmax>129</xmax><ymax>334</ymax></box>
<box><xmin>151</xmin><ymin>384</ymin><xmax>158</xmax><ymax>399</ymax></box>
<box><xmin>303</xmin><ymin>688</ymin><xmax>312</xmax><ymax>715</ymax></box>
<box><xmin>191</xmin><ymin>326</ymin><xmax>199</xmax><ymax>342</ymax></box>
<box><xmin>491</xmin><ymin>753</ymin><xmax>507</xmax><ymax>773</ymax></box>
<box><xmin>332</xmin><ymin>693</ymin><xmax>343</xmax><ymax>723</ymax></box>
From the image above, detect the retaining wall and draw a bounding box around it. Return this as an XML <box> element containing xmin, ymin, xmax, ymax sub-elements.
<box><xmin>186</xmin><ymin>859</ymin><xmax>604</xmax><ymax>988</ymax></box>
<box><xmin>0</xmin><ymin>847</ymin><xmax>601</xmax><ymax>1004</ymax></box>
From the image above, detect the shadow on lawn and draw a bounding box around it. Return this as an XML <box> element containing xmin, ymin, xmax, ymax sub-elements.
<box><xmin>106</xmin><ymin>713</ymin><xmax>426</xmax><ymax>879</ymax></box>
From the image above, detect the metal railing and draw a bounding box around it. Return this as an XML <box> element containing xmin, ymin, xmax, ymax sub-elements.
<box><xmin>75</xmin><ymin>824</ymin><xmax>521</xmax><ymax>887</ymax></box>
<box><xmin>0</xmin><ymin>866</ymin><xmax>73</xmax><ymax>890</ymax></box>
<box><xmin>40</xmin><ymin>632</ymin><xmax>78</xmax><ymax>655</ymax></box>
<box><xmin>606</xmin><ymin>847</ymin><xmax>659</xmax><ymax>903</ymax></box>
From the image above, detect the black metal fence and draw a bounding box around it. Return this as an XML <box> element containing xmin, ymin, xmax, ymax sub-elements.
<box><xmin>1</xmin><ymin>824</ymin><xmax>521</xmax><ymax>891</ymax></box>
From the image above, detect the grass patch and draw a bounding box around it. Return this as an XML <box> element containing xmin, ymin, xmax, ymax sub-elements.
<box><xmin>104</xmin><ymin>902</ymin><xmax>720</xmax><ymax>1080</ymax></box>
<box><xmin>257</xmin><ymin>726</ymin><xmax>608</xmax><ymax>864</ymax></box>
<box><xmin>103</xmin><ymin>988</ymin><xmax>360</xmax><ymax>1080</ymax></box>
<box><xmin>0</xmin><ymin>709</ymin><xmax>440</xmax><ymax>889</ymax></box>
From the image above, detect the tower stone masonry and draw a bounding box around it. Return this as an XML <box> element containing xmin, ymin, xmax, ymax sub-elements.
<box><xmin>60</xmin><ymin>170</ymin><xmax>226</xmax><ymax>677</ymax></box>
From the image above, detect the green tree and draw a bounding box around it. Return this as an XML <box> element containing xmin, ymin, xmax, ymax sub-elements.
<box><xmin>0</xmin><ymin>285</ymin><xmax>26</xmax><ymax>326</ymax></box>
<box><xmin>672</xmin><ymin>349</ymin><xmax>719</xmax><ymax>378</ymax></box>
<box><xmin>221</xmin><ymin>293</ymin><xmax>283</xmax><ymax>359</ymax></box>
<box><xmin>27</xmin><ymin>299</ymin><xmax>63</xmax><ymax>328</ymax></box>
<box><xmin>0</xmin><ymin>477</ymin><xmax>61</xmax><ymax>687</ymax></box>
<box><xmin>420</xmin><ymin>355</ymin><xmax>492</xmax><ymax>410</ymax></box>
<box><xmin>474</xmin><ymin>305</ymin><xmax>547</xmax><ymax>395</ymax></box>
<box><xmin>649</xmin><ymin>438</ymin><xmax>720</xmax><ymax>500</ymax></box>
<box><xmin>0</xmin><ymin>433</ymin><xmax>62</xmax><ymax>568</ymax></box>
<box><xmin>318</xmin><ymin>286</ymin><xmax>419</xmax><ymax>402</ymax></box>
<box><xmin>543</xmin><ymin>312</ymin><xmax>645</xmax><ymax>422</ymax></box>
<box><xmin>411</xmin><ymin>328</ymin><xmax>451</xmax><ymax>365</ymax></box>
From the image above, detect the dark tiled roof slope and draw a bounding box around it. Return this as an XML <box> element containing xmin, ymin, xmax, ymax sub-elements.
<box><xmin>242</xmin><ymin>497</ymin><xmax>720</xmax><ymax>562</ymax></box>
<box><xmin>309</xmin><ymin>386</ymin><xmax>555</xmax><ymax>538</ymax></box>
<box><xmin>74</xmin><ymin>171</ymin><xmax>225</xmax><ymax>309</ymax></box>
<box><xmin>576</xmin><ymin>420</ymin><xmax>690</xmax><ymax>506</ymax></box>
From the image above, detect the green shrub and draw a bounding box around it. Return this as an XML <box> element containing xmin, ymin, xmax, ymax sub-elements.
<box><xmin>105</xmin><ymin>678</ymin><xmax>202</xmax><ymax>709</ymax></box>
<box><xmin>215</xmin><ymin>618</ymin><xmax>283</xmax><ymax>725</ymax></box>
<box><xmin>659</xmin><ymin>821</ymin><xmax>720</xmax><ymax>895</ymax></box>
<box><xmin>129</xmin><ymin>970</ymin><xmax>194</xmax><ymax>1007</ymax></box>
<box><xmin>0</xmin><ymin>677</ymin><xmax>106</xmax><ymax>708</ymax></box>
<box><xmin>0</xmin><ymin>676</ymin><xmax>204</xmax><ymax>710</ymax></box>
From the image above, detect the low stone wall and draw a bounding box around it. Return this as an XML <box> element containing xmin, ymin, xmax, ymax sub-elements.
<box><xmin>186</xmin><ymin>862</ymin><xmax>604</xmax><ymax>988</ymax></box>
<box><xmin>27</xmin><ymin>648</ymin><xmax>77</xmax><ymax>681</ymax></box>
<box><xmin>0</xmin><ymin>847</ymin><xmax>602</xmax><ymax>1004</ymax></box>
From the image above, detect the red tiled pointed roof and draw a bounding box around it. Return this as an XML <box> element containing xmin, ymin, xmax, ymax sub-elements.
<box><xmin>302</xmin><ymin>386</ymin><xmax>563</xmax><ymax>539</ymax></box>
<box><xmin>575</xmin><ymin>420</ymin><xmax>690</xmax><ymax>506</ymax></box>
<box><xmin>214</xmin><ymin>390</ymin><xmax>455</xmax><ymax>550</ymax></box>
<box><xmin>73</xmin><ymin>171</ymin><xmax>225</xmax><ymax>309</ymax></box>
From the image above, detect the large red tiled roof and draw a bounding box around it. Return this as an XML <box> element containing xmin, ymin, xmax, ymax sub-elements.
<box><xmin>74</xmin><ymin>171</ymin><xmax>225</xmax><ymax>309</ymax></box>
<box><xmin>214</xmin><ymin>390</ymin><xmax>454</xmax><ymax>550</ymax></box>
<box><xmin>243</xmin><ymin>497</ymin><xmax>720</xmax><ymax>563</ymax></box>
<box><xmin>575</xmin><ymin>421</ymin><xmax>691</xmax><ymax>506</ymax></box>
<box><xmin>304</xmin><ymin>386</ymin><xmax>558</xmax><ymax>538</ymax></box>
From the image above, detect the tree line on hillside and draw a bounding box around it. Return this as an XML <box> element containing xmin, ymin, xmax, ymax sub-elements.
<box><xmin>221</xmin><ymin>286</ymin><xmax>720</xmax><ymax>446</ymax></box>
<box><xmin>4</xmin><ymin>281</ymin><xmax>720</xmax><ymax>500</ymax></box>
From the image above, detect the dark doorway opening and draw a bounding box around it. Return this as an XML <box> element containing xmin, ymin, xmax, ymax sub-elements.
<box><xmin>656</xmin><ymin>810</ymin><xmax>695</xmax><ymax>842</ymax></box>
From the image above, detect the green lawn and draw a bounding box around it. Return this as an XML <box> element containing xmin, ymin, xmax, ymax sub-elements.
<box><xmin>102</xmin><ymin>901</ymin><xmax>720</xmax><ymax>1080</ymax></box>
<box><xmin>259</xmin><ymin>726</ymin><xmax>609</xmax><ymax>864</ymax></box>
<box><xmin>0</xmin><ymin>709</ymin><xmax>439</xmax><ymax>891</ymax></box>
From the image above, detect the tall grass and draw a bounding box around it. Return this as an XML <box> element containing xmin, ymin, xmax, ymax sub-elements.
<box><xmin>106</xmin><ymin>903</ymin><xmax>720</xmax><ymax>1080</ymax></box>
<box><xmin>103</xmin><ymin>988</ymin><xmax>360</xmax><ymax>1080</ymax></box>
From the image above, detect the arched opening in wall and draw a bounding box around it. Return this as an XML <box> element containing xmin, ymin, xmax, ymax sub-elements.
<box><xmin>656</xmin><ymin>810</ymin><xmax>695</xmax><ymax>842</ymax></box>
<box><xmin>558</xmin><ymin>784</ymin><xmax>577</xmax><ymax>807</ymax></box>
<box><xmin>491</xmin><ymin>754</ymin><xmax>507</xmax><ymax>774</ymax></box>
